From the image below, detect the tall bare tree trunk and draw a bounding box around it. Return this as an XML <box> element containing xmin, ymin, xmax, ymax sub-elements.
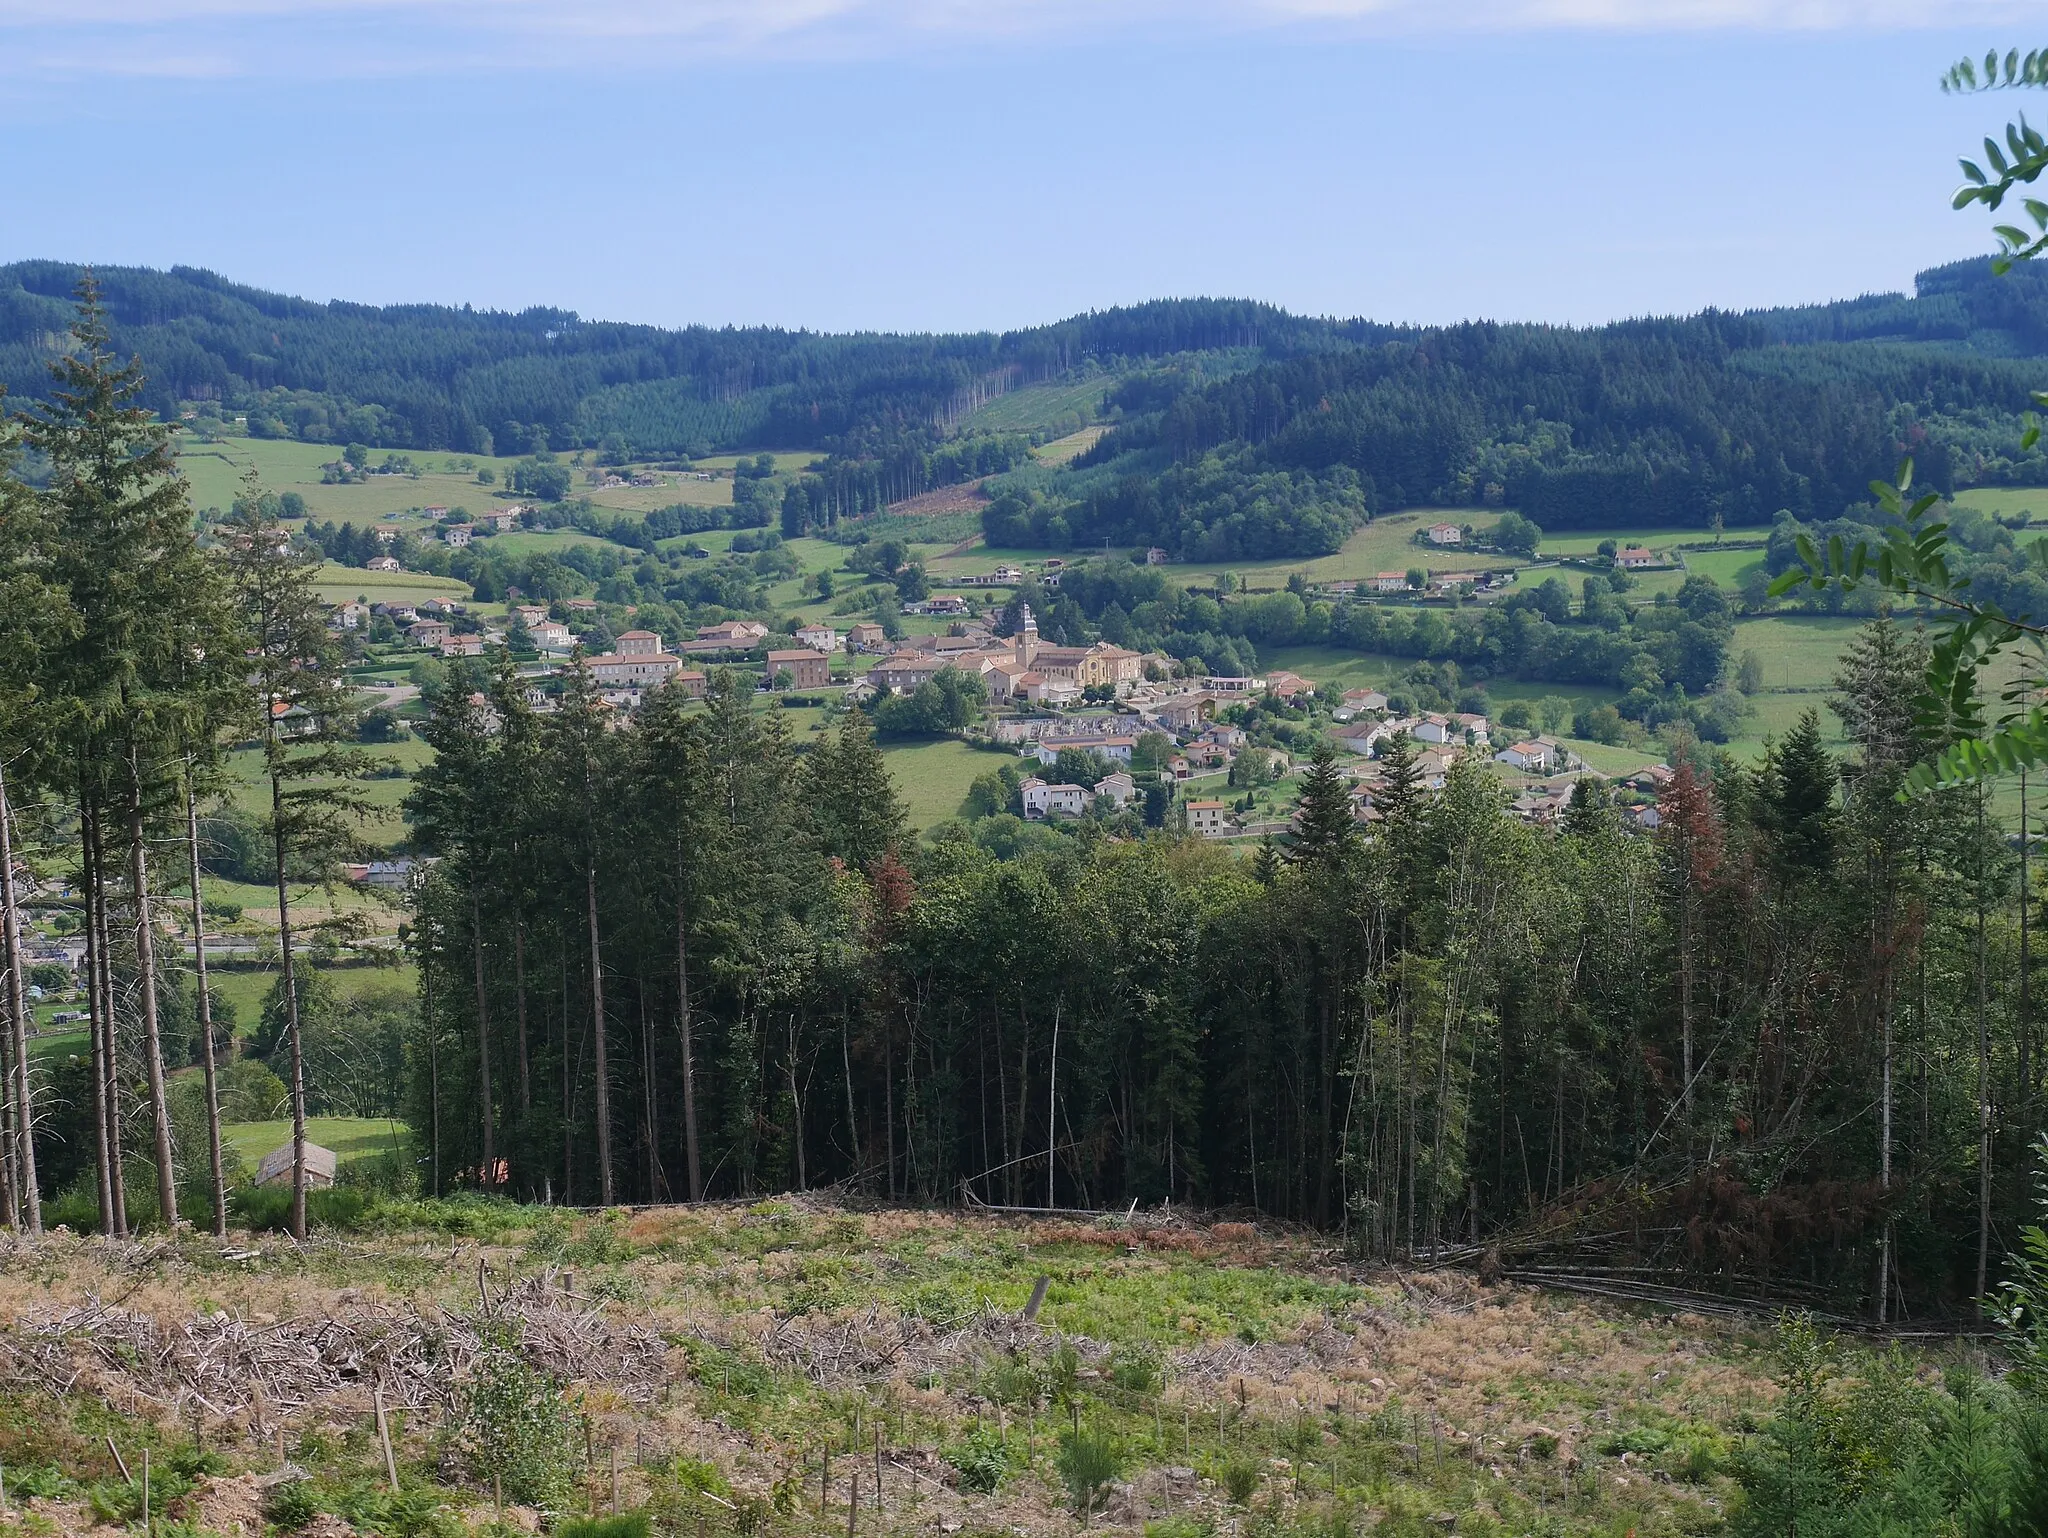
<box><xmin>1046</xmin><ymin>1001</ymin><xmax>1059</xmax><ymax>1210</ymax></box>
<box><xmin>91</xmin><ymin>804</ymin><xmax>128</xmax><ymax>1237</ymax></box>
<box><xmin>0</xmin><ymin>757</ymin><xmax>38</xmax><ymax>1232</ymax></box>
<box><xmin>81</xmin><ymin>795</ymin><xmax>113</xmax><ymax>1234</ymax></box>
<box><xmin>674</xmin><ymin>866</ymin><xmax>701</xmax><ymax>1201</ymax></box>
<box><xmin>127</xmin><ymin>745</ymin><xmax>179</xmax><ymax>1229</ymax></box>
<box><xmin>587</xmin><ymin>865</ymin><xmax>613</xmax><ymax>1205</ymax></box>
<box><xmin>1978</xmin><ymin>788</ymin><xmax>1993</xmax><ymax>1299</ymax></box>
<box><xmin>514</xmin><ymin>916</ymin><xmax>530</xmax><ymax>1113</ymax></box>
<box><xmin>471</xmin><ymin>891</ymin><xmax>494</xmax><ymax>1176</ymax></box>
<box><xmin>183</xmin><ymin>767</ymin><xmax>226</xmax><ymax>1238</ymax></box>
<box><xmin>270</xmin><ymin>767</ymin><xmax>309</xmax><ymax>1241</ymax></box>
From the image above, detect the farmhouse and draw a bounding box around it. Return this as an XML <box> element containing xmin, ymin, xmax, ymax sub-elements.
<box><xmin>443</xmin><ymin>525</ymin><xmax>474</xmax><ymax>548</ymax></box>
<box><xmin>795</xmin><ymin>623</ymin><xmax>839</xmax><ymax>653</ymax></box>
<box><xmin>696</xmin><ymin>619</ymin><xmax>770</xmax><ymax>644</ymax></box>
<box><xmin>408</xmin><ymin>620</ymin><xmax>452</xmax><ymax>647</ymax></box>
<box><xmin>365</xmin><ymin>555</ymin><xmax>400</xmax><ymax>573</ymax></box>
<box><xmin>869</xmin><ymin>653</ymin><xmax>950</xmax><ymax>695</ymax></box>
<box><xmin>590</xmin><ymin>635</ymin><xmax>685</xmax><ymax>689</ymax></box>
<box><xmin>1186</xmin><ymin>800</ymin><xmax>1232</xmax><ymax>837</ymax></box>
<box><xmin>440</xmin><ymin>634</ymin><xmax>485</xmax><ymax>657</ymax></box>
<box><xmin>1615</xmin><ymin>546</ymin><xmax>1659</xmax><ymax>570</ymax></box>
<box><xmin>1426</xmin><ymin>523</ymin><xmax>1464</xmax><ymax>545</ymax></box>
<box><xmin>764</xmin><ymin>649</ymin><xmax>831</xmax><ymax>689</ymax></box>
<box><xmin>1371</xmin><ymin>572</ymin><xmax>1411</xmax><ymax>593</ymax></box>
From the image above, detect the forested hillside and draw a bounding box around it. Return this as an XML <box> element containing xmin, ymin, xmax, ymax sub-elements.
<box><xmin>11</xmin><ymin>257</ymin><xmax>2048</xmax><ymax>556</ymax></box>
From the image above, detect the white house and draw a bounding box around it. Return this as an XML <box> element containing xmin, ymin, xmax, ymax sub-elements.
<box><xmin>1426</xmin><ymin>523</ymin><xmax>1463</xmax><ymax>546</ymax></box>
<box><xmin>796</xmin><ymin>623</ymin><xmax>840</xmax><ymax>653</ymax></box>
<box><xmin>1096</xmin><ymin>771</ymin><xmax>1139</xmax><ymax>808</ymax></box>
<box><xmin>1495</xmin><ymin>739</ymin><xmax>1558</xmax><ymax>773</ymax></box>
<box><xmin>1021</xmin><ymin>779</ymin><xmax>1090</xmax><ymax>819</ymax></box>
<box><xmin>1186</xmin><ymin>799</ymin><xmax>1232</xmax><ymax>837</ymax></box>
<box><xmin>1371</xmin><ymin>572</ymin><xmax>1411</xmax><ymax>593</ymax></box>
<box><xmin>1032</xmin><ymin>735</ymin><xmax>1136</xmax><ymax>767</ymax></box>
<box><xmin>365</xmin><ymin>555</ymin><xmax>401</xmax><ymax>573</ymax></box>
<box><xmin>1616</xmin><ymin>546</ymin><xmax>1659</xmax><ymax>570</ymax></box>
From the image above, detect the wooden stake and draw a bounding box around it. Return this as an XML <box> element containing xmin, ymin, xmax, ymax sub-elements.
<box><xmin>375</xmin><ymin>1385</ymin><xmax>399</xmax><ymax>1491</ymax></box>
<box><xmin>874</xmin><ymin>1425</ymin><xmax>882</xmax><ymax>1511</ymax></box>
<box><xmin>105</xmin><ymin>1437</ymin><xmax>132</xmax><ymax>1483</ymax></box>
<box><xmin>847</xmin><ymin>1471</ymin><xmax>859</xmax><ymax>1538</ymax></box>
<box><xmin>141</xmin><ymin>1448</ymin><xmax>150</xmax><ymax>1538</ymax></box>
<box><xmin>611</xmin><ymin>1443</ymin><xmax>620</xmax><ymax>1514</ymax></box>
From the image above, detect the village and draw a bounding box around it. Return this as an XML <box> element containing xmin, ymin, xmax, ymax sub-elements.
<box><xmin>326</xmin><ymin>519</ymin><xmax>1674</xmax><ymax>846</ymax></box>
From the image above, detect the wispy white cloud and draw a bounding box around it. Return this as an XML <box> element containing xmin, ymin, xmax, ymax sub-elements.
<box><xmin>0</xmin><ymin>0</ymin><xmax>2037</xmax><ymax>79</ymax></box>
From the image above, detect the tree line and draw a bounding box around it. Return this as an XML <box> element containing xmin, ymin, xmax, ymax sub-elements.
<box><xmin>0</xmin><ymin>280</ymin><xmax>2043</xmax><ymax>1322</ymax></box>
<box><xmin>406</xmin><ymin>618</ymin><xmax>2037</xmax><ymax>1316</ymax></box>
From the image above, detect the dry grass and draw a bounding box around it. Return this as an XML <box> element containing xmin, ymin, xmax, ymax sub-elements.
<box><xmin>0</xmin><ymin>1204</ymin><xmax>1795</xmax><ymax>1536</ymax></box>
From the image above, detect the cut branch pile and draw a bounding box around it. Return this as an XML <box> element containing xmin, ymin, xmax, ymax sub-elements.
<box><xmin>0</xmin><ymin>1274</ymin><xmax>669</xmax><ymax>1425</ymax></box>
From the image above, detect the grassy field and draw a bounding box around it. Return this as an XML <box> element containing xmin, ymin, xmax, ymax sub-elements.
<box><xmin>176</xmin><ymin>436</ymin><xmax>528</xmax><ymax>521</ymax></box>
<box><xmin>311</xmin><ymin>561</ymin><xmax>468</xmax><ymax>607</ymax></box>
<box><xmin>882</xmin><ymin>738</ymin><xmax>1004</xmax><ymax>827</ymax></box>
<box><xmin>1679</xmin><ymin>547</ymin><xmax>1765</xmax><ymax>586</ymax></box>
<box><xmin>1952</xmin><ymin>486</ymin><xmax>2048</xmax><ymax>522</ymax></box>
<box><xmin>203</xmin><ymin>962</ymin><xmax>416</xmax><ymax>1039</ymax></box>
<box><xmin>0</xmin><ymin>1199</ymin><xmax>1815</xmax><ymax>1538</ymax></box>
<box><xmin>1031</xmin><ymin>426</ymin><xmax>1107</xmax><ymax>464</ymax></box>
<box><xmin>965</xmin><ymin>378</ymin><xmax>1107</xmax><ymax>433</ymax></box>
<box><xmin>220</xmin><ymin>1115</ymin><xmax>410</xmax><ymax>1168</ymax></box>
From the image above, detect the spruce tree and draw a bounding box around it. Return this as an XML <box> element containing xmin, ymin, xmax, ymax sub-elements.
<box><xmin>808</xmin><ymin>707</ymin><xmax>906</xmax><ymax>872</ymax></box>
<box><xmin>22</xmin><ymin>278</ymin><xmax>228</xmax><ymax>1229</ymax></box>
<box><xmin>221</xmin><ymin>483</ymin><xmax>369</xmax><ymax>1239</ymax></box>
<box><xmin>1291</xmin><ymin>740</ymin><xmax>1358</xmax><ymax>867</ymax></box>
<box><xmin>1760</xmin><ymin>708</ymin><xmax>1839</xmax><ymax>878</ymax></box>
<box><xmin>0</xmin><ymin>391</ymin><xmax>71</xmax><ymax>1231</ymax></box>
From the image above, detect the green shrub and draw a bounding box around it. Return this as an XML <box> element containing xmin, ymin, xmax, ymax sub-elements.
<box><xmin>556</xmin><ymin>1517</ymin><xmax>651</xmax><ymax>1538</ymax></box>
<box><xmin>263</xmin><ymin>1480</ymin><xmax>321</xmax><ymax>1532</ymax></box>
<box><xmin>947</xmin><ymin>1426</ymin><xmax>1011</xmax><ymax>1494</ymax></box>
<box><xmin>1218</xmin><ymin>1454</ymin><xmax>1261</xmax><ymax>1505</ymax></box>
<box><xmin>1055</xmin><ymin>1424</ymin><xmax>1124</xmax><ymax>1518</ymax></box>
<box><xmin>229</xmin><ymin>1182</ymin><xmax>369</xmax><ymax>1233</ymax></box>
<box><xmin>1047</xmin><ymin>1339</ymin><xmax>1081</xmax><ymax>1407</ymax></box>
<box><xmin>1108</xmin><ymin>1342</ymin><xmax>1162</xmax><ymax>1395</ymax></box>
<box><xmin>446</xmin><ymin>1323</ymin><xmax>580</xmax><ymax>1511</ymax></box>
<box><xmin>648</xmin><ymin>1456</ymin><xmax>733</xmax><ymax>1536</ymax></box>
<box><xmin>985</xmin><ymin>1355</ymin><xmax>1043</xmax><ymax>1410</ymax></box>
<box><xmin>338</xmin><ymin>1147</ymin><xmax>417</xmax><ymax>1197</ymax></box>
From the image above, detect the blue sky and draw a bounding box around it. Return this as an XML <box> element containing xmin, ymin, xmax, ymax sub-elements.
<box><xmin>0</xmin><ymin>2</ymin><xmax>2038</xmax><ymax>333</ymax></box>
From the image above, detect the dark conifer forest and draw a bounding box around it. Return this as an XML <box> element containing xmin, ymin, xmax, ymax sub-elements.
<box><xmin>11</xmin><ymin>255</ymin><xmax>2048</xmax><ymax>555</ymax></box>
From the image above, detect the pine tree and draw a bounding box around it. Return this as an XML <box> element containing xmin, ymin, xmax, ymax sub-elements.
<box><xmin>22</xmin><ymin>277</ymin><xmax>229</xmax><ymax>1229</ymax></box>
<box><xmin>546</xmin><ymin>658</ymin><xmax>619</xmax><ymax>1203</ymax></box>
<box><xmin>0</xmin><ymin>390</ymin><xmax>71</xmax><ymax>1232</ymax></box>
<box><xmin>1252</xmin><ymin>837</ymin><xmax>1283</xmax><ymax>886</ymax></box>
<box><xmin>1560</xmin><ymin>775</ymin><xmax>1616</xmax><ymax>838</ymax></box>
<box><xmin>1291</xmin><ymin>740</ymin><xmax>1358</xmax><ymax>867</ymax></box>
<box><xmin>809</xmin><ymin>708</ymin><xmax>906</xmax><ymax>872</ymax></box>
<box><xmin>1760</xmin><ymin>708</ymin><xmax>1839</xmax><ymax>878</ymax></box>
<box><xmin>221</xmin><ymin>482</ymin><xmax>370</xmax><ymax>1239</ymax></box>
